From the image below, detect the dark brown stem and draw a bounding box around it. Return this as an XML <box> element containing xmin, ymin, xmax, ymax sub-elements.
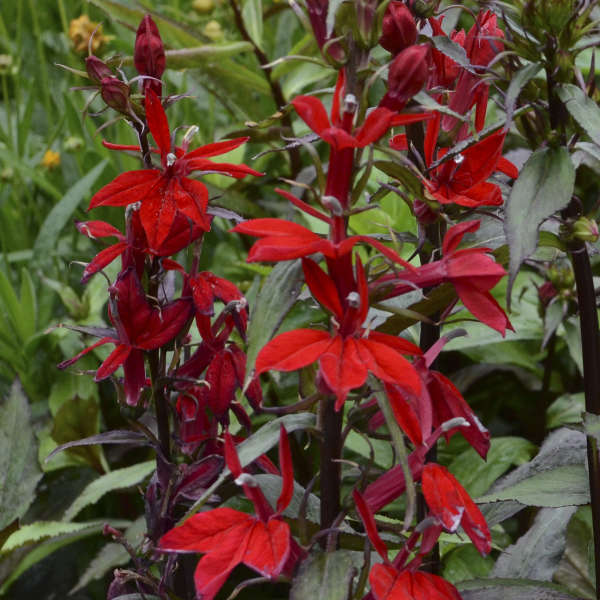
<box><xmin>565</xmin><ymin>220</ymin><xmax>600</xmax><ymax>600</ymax></box>
<box><xmin>228</xmin><ymin>0</ymin><xmax>302</xmax><ymax>178</ymax></box>
<box><xmin>320</xmin><ymin>395</ymin><xmax>343</xmax><ymax>547</ymax></box>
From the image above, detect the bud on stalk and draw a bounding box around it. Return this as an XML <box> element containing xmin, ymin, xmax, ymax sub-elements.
<box><xmin>85</xmin><ymin>55</ymin><xmax>113</xmax><ymax>84</ymax></box>
<box><xmin>101</xmin><ymin>77</ymin><xmax>131</xmax><ymax>113</ymax></box>
<box><xmin>134</xmin><ymin>14</ymin><xmax>165</xmax><ymax>95</ymax></box>
<box><xmin>379</xmin><ymin>44</ymin><xmax>430</xmax><ymax>111</ymax></box>
<box><xmin>380</xmin><ymin>2</ymin><xmax>417</xmax><ymax>55</ymax></box>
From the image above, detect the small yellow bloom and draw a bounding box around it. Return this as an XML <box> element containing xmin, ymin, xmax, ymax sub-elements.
<box><xmin>203</xmin><ymin>20</ymin><xmax>223</xmax><ymax>41</ymax></box>
<box><xmin>69</xmin><ymin>15</ymin><xmax>110</xmax><ymax>54</ymax></box>
<box><xmin>41</xmin><ymin>150</ymin><xmax>61</xmax><ymax>170</ymax></box>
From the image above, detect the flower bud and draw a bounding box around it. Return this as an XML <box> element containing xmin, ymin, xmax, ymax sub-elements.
<box><xmin>573</xmin><ymin>216</ymin><xmax>599</xmax><ymax>243</ymax></box>
<box><xmin>379</xmin><ymin>44</ymin><xmax>430</xmax><ymax>112</ymax></box>
<box><xmin>379</xmin><ymin>2</ymin><xmax>417</xmax><ymax>55</ymax></box>
<box><xmin>538</xmin><ymin>281</ymin><xmax>558</xmax><ymax>307</ymax></box>
<box><xmin>134</xmin><ymin>14</ymin><xmax>165</xmax><ymax>95</ymax></box>
<box><xmin>85</xmin><ymin>55</ymin><xmax>113</xmax><ymax>84</ymax></box>
<box><xmin>100</xmin><ymin>77</ymin><xmax>131</xmax><ymax>113</ymax></box>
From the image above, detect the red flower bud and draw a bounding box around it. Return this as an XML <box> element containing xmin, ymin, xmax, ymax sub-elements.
<box><xmin>100</xmin><ymin>77</ymin><xmax>131</xmax><ymax>113</ymax></box>
<box><xmin>380</xmin><ymin>2</ymin><xmax>417</xmax><ymax>55</ymax></box>
<box><xmin>379</xmin><ymin>44</ymin><xmax>430</xmax><ymax>112</ymax></box>
<box><xmin>85</xmin><ymin>55</ymin><xmax>113</xmax><ymax>84</ymax></box>
<box><xmin>134</xmin><ymin>14</ymin><xmax>165</xmax><ymax>95</ymax></box>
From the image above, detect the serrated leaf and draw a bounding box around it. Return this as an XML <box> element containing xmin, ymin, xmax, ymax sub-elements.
<box><xmin>63</xmin><ymin>461</ymin><xmax>155</xmax><ymax>521</ymax></box>
<box><xmin>457</xmin><ymin>577</ymin><xmax>584</xmax><ymax>600</ymax></box>
<box><xmin>245</xmin><ymin>259</ymin><xmax>304</xmax><ymax>382</ymax></box>
<box><xmin>492</xmin><ymin>507</ymin><xmax>577</xmax><ymax>580</ymax></box>
<box><xmin>558</xmin><ymin>84</ymin><xmax>600</xmax><ymax>146</ymax></box>
<box><xmin>1</xmin><ymin>519</ymin><xmax>130</xmax><ymax>552</ymax></box>
<box><xmin>184</xmin><ymin>413</ymin><xmax>316</xmax><ymax>520</ymax></box>
<box><xmin>432</xmin><ymin>36</ymin><xmax>471</xmax><ymax>70</ymax></box>
<box><xmin>33</xmin><ymin>160</ymin><xmax>107</xmax><ymax>259</ymax></box>
<box><xmin>477</xmin><ymin>464</ymin><xmax>589</xmax><ymax>507</ymax></box>
<box><xmin>242</xmin><ymin>0</ymin><xmax>263</xmax><ymax>50</ymax></box>
<box><xmin>290</xmin><ymin>550</ymin><xmax>360</xmax><ymax>600</ymax></box>
<box><xmin>70</xmin><ymin>517</ymin><xmax>146</xmax><ymax>593</ymax></box>
<box><xmin>504</xmin><ymin>147</ymin><xmax>574</xmax><ymax>303</ymax></box>
<box><xmin>0</xmin><ymin>382</ymin><xmax>42</xmax><ymax>530</ymax></box>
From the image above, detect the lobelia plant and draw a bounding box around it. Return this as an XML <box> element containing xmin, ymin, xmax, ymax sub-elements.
<box><xmin>9</xmin><ymin>1</ymin><xmax>593</xmax><ymax>599</ymax></box>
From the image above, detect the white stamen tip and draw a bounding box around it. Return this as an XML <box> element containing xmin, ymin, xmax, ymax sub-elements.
<box><xmin>346</xmin><ymin>292</ymin><xmax>360</xmax><ymax>308</ymax></box>
<box><xmin>235</xmin><ymin>473</ymin><xmax>258</xmax><ymax>487</ymax></box>
<box><xmin>166</xmin><ymin>152</ymin><xmax>177</xmax><ymax>166</ymax></box>
<box><xmin>183</xmin><ymin>125</ymin><xmax>199</xmax><ymax>146</ymax></box>
<box><xmin>454</xmin><ymin>153</ymin><xmax>465</xmax><ymax>164</ymax></box>
<box><xmin>441</xmin><ymin>417</ymin><xmax>470</xmax><ymax>432</ymax></box>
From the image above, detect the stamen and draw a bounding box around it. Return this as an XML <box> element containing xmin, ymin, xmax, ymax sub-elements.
<box><xmin>235</xmin><ymin>473</ymin><xmax>258</xmax><ymax>487</ymax></box>
<box><xmin>166</xmin><ymin>152</ymin><xmax>177</xmax><ymax>166</ymax></box>
<box><xmin>346</xmin><ymin>291</ymin><xmax>360</xmax><ymax>308</ymax></box>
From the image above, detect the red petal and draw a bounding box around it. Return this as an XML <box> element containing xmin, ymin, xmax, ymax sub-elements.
<box><xmin>390</xmin><ymin>111</ymin><xmax>435</xmax><ymax>127</ymax></box>
<box><xmin>102</xmin><ymin>140</ymin><xmax>144</xmax><ymax>153</ymax></box>
<box><xmin>349</xmin><ymin>235</ymin><xmax>416</xmax><ymax>271</ymax></box>
<box><xmin>275</xmin><ymin>188</ymin><xmax>331</xmax><ymax>223</ymax></box>
<box><xmin>368</xmin><ymin>332</ymin><xmax>422</xmax><ymax>356</ymax></box>
<box><xmin>320</xmin><ymin>127</ymin><xmax>361</xmax><ymax>150</ymax></box>
<box><xmin>76</xmin><ymin>220</ymin><xmax>124</xmax><ymax>240</ymax></box>
<box><xmin>233</xmin><ymin>218</ymin><xmax>320</xmax><ymax>239</ymax></box>
<box><xmin>243</xmin><ymin>518</ymin><xmax>291</xmax><ymax>577</ymax></box>
<box><xmin>353</xmin><ymin>490</ymin><xmax>388</xmax><ymax>561</ymax></box>
<box><xmin>358</xmin><ymin>338</ymin><xmax>421</xmax><ymax>395</ymax></box>
<box><xmin>82</xmin><ymin>242</ymin><xmax>127</xmax><ymax>283</ymax></box>
<box><xmin>95</xmin><ymin>343</ymin><xmax>132</xmax><ymax>380</ymax></box>
<box><xmin>122</xmin><ymin>348</ymin><xmax>146</xmax><ymax>406</ymax></box>
<box><xmin>139</xmin><ymin>186</ymin><xmax>177</xmax><ymax>249</ymax></box>
<box><xmin>453</xmin><ymin>282</ymin><xmax>512</xmax><ymax>335</ymax></box>
<box><xmin>292</xmin><ymin>95</ymin><xmax>331</xmax><ymax>135</ymax></box>
<box><xmin>319</xmin><ymin>337</ymin><xmax>368</xmax><ymax>409</ymax></box>
<box><xmin>193</xmin><ymin>553</ymin><xmax>236</xmax><ymax>600</ymax></box>
<box><xmin>255</xmin><ymin>329</ymin><xmax>333</xmax><ymax>375</ymax></box>
<box><xmin>145</xmin><ymin>89</ymin><xmax>171</xmax><ymax>156</ymax></box>
<box><xmin>385</xmin><ymin>382</ymin><xmax>424</xmax><ymax>446</ymax></box>
<box><xmin>89</xmin><ymin>170</ymin><xmax>161</xmax><ymax>209</ymax></box>
<box><xmin>57</xmin><ymin>337</ymin><xmax>114</xmax><ymax>370</ymax></box>
<box><xmin>224</xmin><ymin>432</ymin><xmax>243</xmax><ymax>478</ymax></box>
<box><xmin>185</xmin><ymin>159</ymin><xmax>263</xmax><ymax>178</ymax></box>
<box><xmin>302</xmin><ymin>258</ymin><xmax>343</xmax><ymax>319</ymax></box>
<box><xmin>390</xmin><ymin>134</ymin><xmax>408</xmax><ymax>151</ymax></box>
<box><xmin>178</xmin><ymin>177</ymin><xmax>211</xmax><ymax>230</ymax></box>
<box><xmin>370</xmin><ymin>566</ymin><xmax>462</xmax><ymax>600</ymax></box>
<box><xmin>354</xmin><ymin>107</ymin><xmax>395</xmax><ymax>147</ymax></box>
<box><xmin>442</xmin><ymin>220</ymin><xmax>480</xmax><ymax>255</ymax></box>
<box><xmin>185</xmin><ymin>137</ymin><xmax>249</xmax><ymax>159</ymax></box>
<box><xmin>276</xmin><ymin>426</ymin><xmax>294</xmax><ymax>514</ymax></box>
<box><xmin>496</xmin><ymin>156</ymin><xmax>519</xmax><ymax>178</ymax></box>
<box><xmin>206</xmin><ymin>350</ymin><xmax>237</xmax><ymax>417</ymax></box>
<box><xmin>137</xmin><ymin>298</ymin><xmax>192</xmax><ymax>349</ymax></box>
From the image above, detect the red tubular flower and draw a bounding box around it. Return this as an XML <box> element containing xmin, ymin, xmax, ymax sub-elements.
<box><xmin>89</xmin><ymin>89</ymin><xmax>262</xmax><ymax>249</ymax></box>
<box><xmin>422</xmin><ymin>463</ymin><xmax>491</xmax><ymax>555</ymax></box>
<box><xmin>134</xmin><ymin>14</ymin><xmax>165</xmax><ymax>95</ymax></box>
<box><xmin>428</xmin><ymin>17</ymin><xmax>465</xmax><ymax>89</ymax></box>
<box><xmin>370</xmin><ymin>566</ymin><xmax>462</xmax><ymax>600</ymax></box>
<box><xmin>380</xmin><ymin>2</ymin><xmax>417</xmax><ymax>55</ymax></box>
<box><xmin>379</xmin><ymin>45</ymin><xmax>431</xmax><ymax>112</ymax></box>
<box><xmin>159</xmin><ymin>427</ymin><xmax>300</xmax><ymax>600</ymax></box>
<box><xmin>379</xmin><ymin>220</ymin><xmax>513</xmax><ymax>335</ymax></box>
<box><xmin>58</xmin><ymin>268</ymin><xmax>192</xmax><ymax>405</ymax></box>
<box><xmin>255</xmin><ymin>257</ymin><xmax>422</xmax><ymax>409</ymax></box>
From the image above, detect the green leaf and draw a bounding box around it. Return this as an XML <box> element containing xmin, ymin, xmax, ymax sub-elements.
<box><xmin>70</xmin><ymin>517</ymin><xmax>146</xmax><ymax>593</ymax></box>
<box><xmin>0</xmin><ymin>382</ymin><xmax>42</xmax><ymax>531</ymax></box>
<box><xmin>505</xmin><ymin>63</ymin><xmax>543</xmax><ymax>122</ymax></box>
<box><xmin>477</xmin><ymin>464</ymin><xmax>589</xmax><ymax>507</ymax></box>
<box><xmin>583</xmin><ymin>412</ymin><xmax>600</xmax><ymax>444</ymax></box>
<box><xmin>290</xmin><ymin>550</ymin><xmax>361</xmax><ymax>600</ymax></box>
<box><xmin>163</xmin><ymin>43</ymin><xmax>254</xmax><ymax>68</ymax></box>
<box><xmin>62</xmin><ymin>461</ymin><xmax>155</xmax><ymax>522</ymax></box>
<box><xmin>242</xmin><ymin>0</ymin><xmax>263</xmax><ymax>50</ymax></box>
<box><xmin>547</xmin><ymin>393</ymin><xmax>585</xmax><ymax>429</ymax></box>
<box><xmin>254</xmin><ymin>474</ymin><xmax>321</xmax><ymax>523</ymax></box>
<box><xmin>33</xmin><ymin>160</ymin><xmax>107</xmax><ymax>259</ymax></box>
<box><xmin>51</xmin><ymin>396</ymin><xmax>104</xmax><ymax>472</ymax></box>
<box><xmin>449</xmin><ymin>437</ymin><xmax>535</xmax><ymax>497</ymax></box>
<box><xmin>0</xmin><ymin>270</ymin><xmax>29</xmax><ymax>344</ymax></box>
<box><xmin>492</xmin><ymin>506</ymin><xmax>577</xmax><ymax>580</ymax></box>
<box><xmin>444</xmin><ymin>545</ymin><xmax>494</xmax><ymax>584</ymax></box>
<box><xmin>457</xmin><ymin>577</ymin><xmax>585</xmax><ymax>600</ymax></box>
<box><xmin>554</xmin><ymin>507</ymin><xmax>596</xmax><ymax>599</ymax></box>
<box><xmin>558</xmin><ymin>84</ymin><xmax>600</xmax><ymax>146</ymax></box>
<box><xmin>504</xmin><ymin>147</ymin><xmax>575</xmax><ymax>302</ymax></box>
<box><xmin>245</xmin><ymin>259</ymin><xmax>304</xmax><ymax>382</ymax></box>
<box><xmin>184</xmin><ymin>413</ymin><xmax>316</xmax><ymax>520</ymax></box>
<box><xmin>432</xmin><ymin>36</ymin><xmax>470</xmax><ymax>70</ymax></box>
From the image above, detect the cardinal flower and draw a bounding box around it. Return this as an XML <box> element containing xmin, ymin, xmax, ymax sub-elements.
<box><xmin>255</xmin><ymin>257</ymin><xmax>422</xmax><ymax>409</ymax></box>
<box><xmin>422</xmin><ymin>463</ymin><xmax>491</xmax><ymax>555</ymax></box>
<box><xmin>58</xmin><ymin>267</ymin><xmax>192</xmax><ymax>405</ymax></box>
<box><xmin>378</xmin><ymin>220</ymin><xmax>512</xmax><ymax>335</ymax></box>
<box><xmin>159</xmin><ymin>427</ymin><xmax>301</xmax><ymax>600</ymax></box>
<box><xmin>89</xmin><ymin>89</ymin><xmax>262</xmax><ymax>249</ymax></box>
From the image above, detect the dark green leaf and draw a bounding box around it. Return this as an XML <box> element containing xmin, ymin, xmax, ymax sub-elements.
<box><xmin>444</xmin><ymin>545</ymin><xmax>494</xmax><ymax>584</ymax></box>
<box><xmin>290</xmin><ymin>550</ymin><xmax>360</xmax><ymax>600</ymax></box>
<box><xmin>547</xmin><ymin>394</ymin><xmax>585</xmax><ymax>429</ymax></box>
<box><xmin>505</xmin><ymin>63</ymin><xmax>543</xmax><ymax>123</ymax></box>
<box><xmin>583</xmin><ymin>412</ymin><xmax>600</xmax><ymax>444</ymax></box>
<box><xmin>558</xmin><ymin>84</ymin><xmax>600</xmax><ymax>146</ymax></box>
<box><xmin>458</xmin><ymin>577</ymin><xmax>585</xmax><ymax>600</ymax></box>
<box><xmin>0</xmin><ymin>382</ymin><xmax>42</xmax><ymax>530</ymax></box>
<box><xmin>504</xmin><ymin>147</ymin><xmax>575</xmax><ymax>302</ymax></box>
<box><xmin>242</xmin><ymin>0</ymin><xmax>263</xmax><ymax>50</ymax></box>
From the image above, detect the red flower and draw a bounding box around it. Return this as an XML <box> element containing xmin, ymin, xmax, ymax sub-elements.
<box><xmin>89</xmin><ymin>89</ymin><xmax>262</xmax><ymax>249</ymax></box>
<box><xmin>422</xmin><ymin>463</ymin><xmax>491</xmax><ymax>555</ymax></box>
<box><xmin>380</xmin><ymin>2</ymin><xmax>417</xmax><ymax>55</ymax></box>
<box><xmin>369</xmin><ymin>566</ymin><xmax>462</xmax><ymax>600</ymax></box>
<box><xmin>58</xmin><ymin>268</ymin><xmax>192</xmax><ymax>405</ymax></box>
<box><xmin>255</xmin><ymin>257</ymin><xmax>422</xmax><ymax>409</ymax></box>
<box><xmin>134</xmin><ymin>15</ymin><xmax>165</xmax><ymax>96</ymax></box>
<box><xmin>159</xmin><ymin>427</ymin><xmax>300</xmax><ymax>600</ymax></box>
<box><xmin>379</xmin><ymin>220</ymin><xmax>513</xmax><ymax>335</ymax></box>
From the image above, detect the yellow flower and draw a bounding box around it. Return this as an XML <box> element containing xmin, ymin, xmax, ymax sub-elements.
<box><xmin>69</xmin><ymin>15</ymin><xmax>110</xmax><ymax>54</ymax></box>
<box><xmin>41</xmin><ymin>150</ymin><xmax>61</xmax><ymax>170</ymax></box>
